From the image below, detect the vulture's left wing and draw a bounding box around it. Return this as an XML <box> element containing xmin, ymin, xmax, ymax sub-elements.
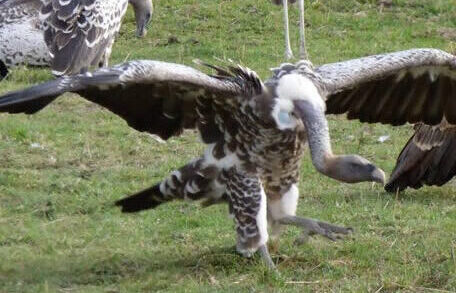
<box><xmin>385</xmin><ymin>123</ymin><xmax>456</xmax><ymax>192</ymax></box>
<box><xmin>0</xmin><ymin>60</ymin><xmax>260</xmax><ymax>139</ymax></box>
<box><xmin>319</xmin><ymin>48</ymin><xmax>456</xmax><ymax>126</ymax></box>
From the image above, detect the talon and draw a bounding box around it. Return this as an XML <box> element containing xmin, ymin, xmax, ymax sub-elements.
<box><xmin>258</xmin><ymin>244</ymin><xmax>276</xmax><ymax>271</ymax></box>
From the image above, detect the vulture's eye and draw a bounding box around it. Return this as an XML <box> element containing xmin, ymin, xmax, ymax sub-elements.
<box><xmin>278</xmin><ymin>110</ymin><xmax>292</xmax><ymax>124</ymax></box>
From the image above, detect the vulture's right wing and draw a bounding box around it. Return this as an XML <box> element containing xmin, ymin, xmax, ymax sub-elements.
<box><xmin>0</xmin><ymin>60</ymin><xmax>263</xmax><ymax>139</ymax></box>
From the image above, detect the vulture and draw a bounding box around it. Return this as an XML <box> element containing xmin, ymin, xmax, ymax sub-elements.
<box><xmin>271</xmin><ymin>0</ymin><xmax>308</xmax><ymax>60</ymax></box>
<box><xmin>1</xmin><ymin>48</ymin><xmax>455</xmax><ymax>268</ymax></box>
<box><xmin>0</xmin><ymin>0</ymin><xmax>153</xmax><ymax>75</ymax></box>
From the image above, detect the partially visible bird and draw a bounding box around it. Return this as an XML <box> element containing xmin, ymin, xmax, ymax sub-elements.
<box><xmin>0</xmin><ymin>0</ymin><xmax>153</xmax><ymax>75</ymax></box>
<box><xmin>0</xmin><ymin>0</ymin><xmax>49</xmax><ymax>67</ymax></box>
<box><xmin>0</xmin><ymin>60</ymin><xmax>8</xmax><ymax>81</ymax></box>
<box><xmin>271</xmin><ymin>0</ymin><xmax>308</xmax><ymax>60</ymax></box>
<box><xmin>41</xmin><ymin>0</ymin><xmax>153</xmax><ymax>75</ymax></box>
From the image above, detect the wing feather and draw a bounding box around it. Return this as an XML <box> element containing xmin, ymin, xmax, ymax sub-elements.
<box><xmin>41</xmin><ymin>0</ymin><xmax>127</xmax><ymax>76</ymax></box>
<box><xmin>0</xmin><ymin>60</ymin><xmax>260</xmax><ymax>140</ymax></box>
<box><xmin>320</xmin><ymin>49</ymin><xmax>456</xmax><ymax>126</ymax></box>
<box><xmin>385</xmin><ymin>123</ymin><xmax>456</xmax><ymax>192</ymax></box>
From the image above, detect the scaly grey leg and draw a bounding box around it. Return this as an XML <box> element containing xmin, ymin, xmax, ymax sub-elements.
<box><xmin>282</xmin><ymin>0</ymin><xmax>294</xmax><ymax>59</ymax></box>
<box><xmin>298</xmin><ymin>0</ymin><xmax>309</xmax><ymax>60</ymax></box>
<box><xmin>278</xmin><ymin>215</ymin><xmax>352</xmax><ymax>243</ymax></box>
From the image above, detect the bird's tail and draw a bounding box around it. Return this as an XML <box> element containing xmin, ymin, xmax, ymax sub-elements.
<box><xmin>115</xmin><ymin>158</ymin><xmax>220</xmax><ymax>213</ymax></box>
<box><xmin>0</xmin><ymin>60</ymin><xmax>8</xmax><ymax>81</ymax></box>
<box><xmin>385</xmin><ymin>124</ymin><xmax>456</xmax><ymax>192</ymax></box>
<box><xmin>115</xmin><ymin>184</ymin><xmax>165</xmax><ymax>213</ymax></box>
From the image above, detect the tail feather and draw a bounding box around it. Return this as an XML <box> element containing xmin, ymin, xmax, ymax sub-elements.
<box><xmin>115</xmin><ymin>184</ymin><xmax>166</xmax><ymax>213</ymax></box>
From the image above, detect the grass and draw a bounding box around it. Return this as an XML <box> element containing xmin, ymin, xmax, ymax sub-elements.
<box><xmin>1</xmin><ymin>0</ymin><xmax>456</xmax><ymax>291</ymax></box>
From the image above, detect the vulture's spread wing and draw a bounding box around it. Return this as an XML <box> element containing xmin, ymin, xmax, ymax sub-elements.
<box><xmin>0</xmin><ymin>60</ymin><xmax>260</xmax><ymax>140</ymax></box>
<box><xmin>41</xmin><ymin>0</ymin><xmax>128</xmax><ymax>76</ymax></box>
<box><xmin>319</xmin><ymin>49</ymin><xmax>456</xmax><ymax>126</ymax></box>
<box><xmin>385</xmin><ymin>123</ymin><xmax>456</xmax><ymax>192</ymax></box>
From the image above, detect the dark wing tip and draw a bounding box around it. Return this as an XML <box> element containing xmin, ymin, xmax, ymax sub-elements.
<box><xmin>0</xmin><ymin>78</ymin><xmax>68</xmax><ymax>114</ymax></box>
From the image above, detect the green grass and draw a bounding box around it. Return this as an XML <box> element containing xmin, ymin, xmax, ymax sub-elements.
<box><xmin>1</xmin><ymin>0</ymin><xmax>456</xmax><ymax>291</ymax></box>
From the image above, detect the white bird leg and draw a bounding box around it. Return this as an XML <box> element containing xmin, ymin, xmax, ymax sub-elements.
<box><xmin>282</xmin><ymin>0</ymin><xmax>293</xmax><ymax>60</ymax></box>
<box><xmin>298</xmin><ymin>0</ymin><xmax>308</xmax><ymax>60</ymax></box>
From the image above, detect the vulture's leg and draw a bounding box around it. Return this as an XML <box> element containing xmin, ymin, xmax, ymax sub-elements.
<box><xmin>224</xmin><ymin>168</ymin><xmax>274</xmax><ymax>270</ymax></box>
<box><xmin>115</xmin><ymin>158</ymin><xmax>220</xmax><ymax>213</ymax></box>
<box><xmin>278</xmin><ymin>216</ymin><xmax>353</xmax><ymax>244</ymax></box>
<box><xmin>282</xmin><ymin>0</ymin><xmax>294</xmax><ymax>60</ymax></box>
<box><xmin>101</xmin><ymin>48</ymin><xmax>111</xmax><ymax>68</ymax></box>
<box><xmin>298</xmin><ymin>0</ymin><xmax>308</xmax><ymax>60</ymax></box>
<box><xmin>267</xmin><ymin>184</ymin><xmax>352</xmax><ymax>244</ymax></box>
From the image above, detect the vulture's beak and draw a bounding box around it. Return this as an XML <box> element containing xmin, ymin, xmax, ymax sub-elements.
<box><xmin>136</xmin><ymin>14</ymin><xmax>151</xmax><ymax>38</ymax></box>
<box><xmin>371</xmin><ymin>166</ymin><xmax>386</xmax><ymax>184</ymax></box>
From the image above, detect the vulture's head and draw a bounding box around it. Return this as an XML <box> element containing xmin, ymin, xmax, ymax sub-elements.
<box><xmin>271</xmin><ymin>73</ymin><xmax>386</xmax><ymax>185</ymax></box>
<box><xmin>324</xmin><ymin>154</ymin><xmax>386</xmax><ymax>184</ymax></box>
<box><xmin>129</xmin><ymin>0</ymin><xmax>153</xmax><ymax>38</ymax></box>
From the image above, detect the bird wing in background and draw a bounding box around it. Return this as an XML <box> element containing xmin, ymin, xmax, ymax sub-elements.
<box><xmin>0</xmin><ymin>59</ymin><xmax>263</xmax><ymax>140</ymax></box>
<box><xmin>318</xmin><ymin>48</ymin><xmax>456</xmax><ymax>191</ymax></box>
<box><xmin>40</xmin><ymin>0</ymin><xmax>128</xmax><ymax>76</ymax></box>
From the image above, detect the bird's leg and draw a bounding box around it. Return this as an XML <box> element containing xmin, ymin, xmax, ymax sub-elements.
<box><xmin>224</xmin><ymin>168</ymin><xmax>275</xmax><ymax>270</ymax></box>
<box><xmin>278</xmin><ymin>216</ymin><xmax>353</xmax><ymax>244</ymax></box>
<box><xmin>298</xmin><ymin>0</ymin><xmax>308</xmax><ymax>60</ymax></box>
<box><xmin>266</xmin><ymin>184</ymin><xmax>352</xmax><ymax>245</ymax></box>
<box><xmin>282</xmin><ymin>0</ymin><xmax>294</xmax><ymax>60</ymax></box>
<box><xmin>100</xmin><ymin>45</ymin><xmax>113</xmax><ymax>68</ymax></box>
<box><xmin>258</xmin><ymin>244</ymin><xmax>275</xmax><ymax>269</ymax></box>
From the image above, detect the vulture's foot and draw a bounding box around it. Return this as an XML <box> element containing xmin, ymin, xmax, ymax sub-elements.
<box><xmin>278</xmin><ymin>216</ymin><xmax>353</xmax><ymax>244</ymax></box>
<box><xmin>258</xmin><ymin>244</ymin><xmax>277</xmax><ymax>271</ymax></box>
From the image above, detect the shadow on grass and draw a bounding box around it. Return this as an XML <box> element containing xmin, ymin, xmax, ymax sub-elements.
<box><xmin>1</xmin><ymin>245</ymin><xmax>268</xmax><ymax>289</ymax></box>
